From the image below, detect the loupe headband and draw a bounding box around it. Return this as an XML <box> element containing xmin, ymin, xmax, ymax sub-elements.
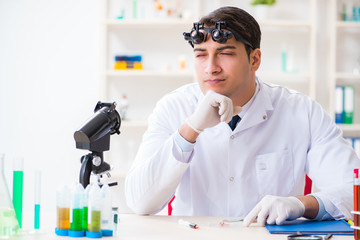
<box><xmin>183</xmin><ymin>21</ymin><xmax>254</xmax><ymax>49</ymax></box>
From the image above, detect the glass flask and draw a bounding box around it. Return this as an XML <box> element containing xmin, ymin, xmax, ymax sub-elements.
<box><xmin>0</xmin><ymin>154</ymin><xmax>20</xmax><ymax>238</ymax></box>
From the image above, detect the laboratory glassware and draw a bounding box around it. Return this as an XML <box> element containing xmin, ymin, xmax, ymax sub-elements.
<box><xmin>55</xmin><ymin>185</ymin><xmax>71</xmax><ymax>236</ymax></box>
<box><xmin>69</xmin><ymin>183</ymin><xmax>85</xmax><ymax>237</ymax></box>
<box><xmin>87</xmin><ymin>183</ymin><xmax>102</xmax><ymax>238</ymax></box>
<box><xmin>101</xmin><ymin>183</ymin><xmax>113</xmax><ymax>236</ymax></box>
<box><xmin>12</xmin><ymin>157</ymin><xmax>23</xmax><ymax>228</ymax></box>
<box><xmin>83</xmin><ymin>184</ymin><xmax>90</xmax><ymax>231</ymax></box>
<box><xmin>34</xmin><ymin>170</ymin><xmax>41</xmax><ymax>230</ymax></box>
<box><xmin>0</xmin><ymin>154</ymin><xmax>19</xmax><ymax>238</ymax></box>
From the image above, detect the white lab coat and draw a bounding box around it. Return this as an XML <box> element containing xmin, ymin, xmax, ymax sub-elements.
<box><xmin>125</xmin><ymin>79</ymin><xmax>360</xmax><ymax>219</ymax></box>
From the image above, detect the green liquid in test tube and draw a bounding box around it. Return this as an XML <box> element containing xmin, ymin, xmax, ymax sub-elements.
<box><xmin>34</xmin><ymin>204</ymin><xmax>40</xmax><ymax>229</ymax></box>
<box><xmin>13</xmin><ymin>157</ymin><xmax>23</xmax><ymax>228</ymax></box>
<box><xmin>82</xmin><ymin>185</ymin><xmax>90</xmax><ymax>231</ymax></box>
<box><xmin>71</xmin><ymin>209</ymin><xmax>83</xmax><ymax>231</ymax></box>
<box><xmin>69</xmin><ymin>183</ymin><xmax>85</xmax><ymax>236</ymax></box>
<box><xmin>34</xmin><ymin>170</ymin><xmax>41</xmax><ymax>229</ymax></box>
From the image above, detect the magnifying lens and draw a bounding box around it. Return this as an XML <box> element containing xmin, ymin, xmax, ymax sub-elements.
<box><xmin>287</xmin><ymin>233</ymin><xmax>333</xmax><ymax>240</ymax></box>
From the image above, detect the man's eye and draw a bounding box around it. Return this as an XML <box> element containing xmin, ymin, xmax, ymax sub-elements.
<box><xmin>195</xmin><ymin>54</ymin><xmax>206</xmax><ymax>58</ymax></box>
<box><xmin>221</xmin><ymin>52</ymin><xmax>233</xmax><ymax>55</ymax></box>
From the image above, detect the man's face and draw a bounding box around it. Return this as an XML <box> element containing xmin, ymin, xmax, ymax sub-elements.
<box><xmin>193</xmin><ymin>36</ymin><xmax>260</xmax><ymax>105</ymax></box>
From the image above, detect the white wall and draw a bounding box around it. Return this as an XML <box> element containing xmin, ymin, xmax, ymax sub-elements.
<box><xmin>0</xmin><ymin>0</ymin><xmax>101</xmax><ymax>218</ymax></box>
<box><xmin>0</xmin><ymin>0</ymin><xmax>344</xmax><ymax>224</ymax></box>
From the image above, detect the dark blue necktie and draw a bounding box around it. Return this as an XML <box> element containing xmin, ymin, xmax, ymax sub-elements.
<box><xmin>228</xmin><ymin>115</ymin><xmax>241</xmax><ymax>131</ymax></box>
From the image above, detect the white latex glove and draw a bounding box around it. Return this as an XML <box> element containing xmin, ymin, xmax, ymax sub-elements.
<box><xmin>243</xmin><ymin>195</ymin><xmax>305</xmax><ymax>226</ymax></box>
<box><xmin>186</xmin><ymin>90</ymin><xmax>242</xmax><ymax>133</ymax></box>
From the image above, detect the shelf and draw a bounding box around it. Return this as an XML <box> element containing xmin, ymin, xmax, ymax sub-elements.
<box><xmin>336</xmin><ymin>21</ymin><xmax>360</xmax><ymax>28</ymax></box>
<box><xmin>339</xmin><ymin>124</ymin><xmax>360</xmax><ymax>133</ymax></box>
<box><xmin>335</xmin><ymin>72</ymin><xmax>360</xmax><ymax>80</ymax></box>
<box><xmin>105</xmin><ymin>19</ymin><xmax>193</xmax><ymax>28</ymax></box>
<box><xmin>259</xmin><ymin>20</ymin><xmax>312</xmax><ymax>28</ymax></box>
<box><xmin>107</xmin><ymin>71</ymin><xmax>310</xmax><ymax>79</ymax></box>
<box><xmin>257</xmin><ymin>72</ymin><xmax>310</xmax><ymax>80</ymax></box>
<box><xmin>105</xmin><ymin>70</ymin><xmax>194</xmax><ymax>78</ymax></box>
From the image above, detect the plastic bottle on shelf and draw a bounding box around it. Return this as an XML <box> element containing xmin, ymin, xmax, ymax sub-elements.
<box><xmin>86</xmin><ymin>183</ymin><xmax>102</xmax><ymax>238</ymax></box>
<box><xmin>119</xmin><ymin>94</ymin><xmax>129</xmax><ymax>120</ymax></box>
<box><xmin>101</xmin><ymin>183</ymin><xmax>113</xmax><ymax>236</ymax></box>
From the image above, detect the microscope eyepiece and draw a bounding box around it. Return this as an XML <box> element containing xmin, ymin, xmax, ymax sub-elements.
<box><xmin>74</xmin><ymin>101</ymin><xmax>121</xmax><ymax>152</ymax></box>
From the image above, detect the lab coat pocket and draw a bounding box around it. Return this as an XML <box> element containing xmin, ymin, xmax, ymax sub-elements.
<box><xmin>255</xmin><ymin>149</ymin><xmax>294</xmax><ymax>196</ymax></box>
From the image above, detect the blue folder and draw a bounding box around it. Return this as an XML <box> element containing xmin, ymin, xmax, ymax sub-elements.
<box><xmin>265</xmin><ymin>219</ymin><xmax>353</xmax><ymax>235</ymax></box>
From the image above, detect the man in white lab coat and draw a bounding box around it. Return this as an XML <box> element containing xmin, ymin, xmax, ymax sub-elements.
<box><xmin>125</xmin><ymin>6</ymin><xmax>360</xmax><ymax>226</ymax></box>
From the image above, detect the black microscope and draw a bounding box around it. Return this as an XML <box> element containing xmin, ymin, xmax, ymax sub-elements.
<box><xmin>73</xmin><ymin>101</ymin><xmax>121</xmax><ymax>188</ymax></box>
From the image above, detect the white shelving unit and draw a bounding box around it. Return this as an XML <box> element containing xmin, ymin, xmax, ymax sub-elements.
<box><xmin>100</xmin><ymin>0</ymin><xmax>319</xmax><ymax>168</ymax></box>
<box><xmin>99</xmin><ymin>0</ymin><xmax>319</xmax><ymax>212</ymax></box>
<box><xmin>329</xmin><ymin>0</ymin><xmax>360</xmax><ymax>136</ymax></box>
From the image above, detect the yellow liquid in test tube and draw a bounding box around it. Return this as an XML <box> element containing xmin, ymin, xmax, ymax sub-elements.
<box><xmin>88</xmin><ymin>210</ymin><xmax>101</xmax><ymax>232</ymax></box>
<box><xmin>56</xmin><ymin>207</ymin><xmax>70</xmax><ymax>230</ymax></box>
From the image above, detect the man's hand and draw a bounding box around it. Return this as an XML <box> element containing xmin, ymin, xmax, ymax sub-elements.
<box><xmin>243</xmin><ymin>195</ymin><xmax>305</xmax><ymax>226</ymax></box>
<box><xmin>186</xmin><ymin>90</ymin><xmax>242</xmax><ymax>133</ymax></box>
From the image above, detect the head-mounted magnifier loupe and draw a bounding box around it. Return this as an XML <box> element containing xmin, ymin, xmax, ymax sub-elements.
<box><xmin>183</xmin><ymin>21</ymin><xmax>253</xmax><ymax>48</ymax></box>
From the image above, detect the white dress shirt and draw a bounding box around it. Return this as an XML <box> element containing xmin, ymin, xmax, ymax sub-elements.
<box><xmin>125</xmin><ymin>78</ymin><xmax>360</xmax><ymax>219</ymax></box>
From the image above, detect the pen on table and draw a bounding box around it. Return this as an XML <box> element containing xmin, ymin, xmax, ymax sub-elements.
<box><xmin>219</xmin><ymin>218</ymin><xmax>244</xmax><ymax>226</ymax></box>
<box><xmin>178</xmin><ymin>219</ymin><xmax>199</xmax><ymax>229</ymax></box>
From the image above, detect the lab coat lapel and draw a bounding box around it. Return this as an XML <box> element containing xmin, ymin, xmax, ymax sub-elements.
<box><xmin>235</xmin><ymin>81</ymin><xmax>274</xmax><ymax>132</ymax></box>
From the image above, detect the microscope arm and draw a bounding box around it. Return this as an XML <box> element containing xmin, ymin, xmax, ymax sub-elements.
<box><xmin>79</xmin><ymin>154</ymin><xmax>93</xmax><ymax>188</ymax></box>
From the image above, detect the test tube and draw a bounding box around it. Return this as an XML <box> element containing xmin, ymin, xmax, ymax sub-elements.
<box><xmin>82</xmin><ymin>184</ymin><xmax>90</xmax><ymax>231</ymax></box>
<box><xmin>0</xmin><ymin>154</ymin><xmax>19</xmax><ymax>238</ymax></box>
<box><xmin>69</xmin><ymin>183</ymin><xmax>85</xmax><ymax>237</ymax></box>
<box><xmin>86</xmin><ymin>183</ymin><xmax>102</xmax><ymax>238</ymax></box>
<box><xmin>55</xmin><ymin>185</ymin><xmax>70</xmax><ymax>236</ymax></box>
<box><xmin>112</xmin><ymin>207</ymin><xmax>119</xmax><ymax>236</ymax></box>
<box><xmin>12</xmin><ymin>157</ymin><xmax>23</xmax><ymax>228</ymax></box>
<box><xmin>34</xmin><ymin>170</ymin><xmax>41</xmax><ymax>230</ymax></box>
<box><xmin>101</xmin><ymin>183</ymin><xmax>113</xmax><ymax>236</ymax></box>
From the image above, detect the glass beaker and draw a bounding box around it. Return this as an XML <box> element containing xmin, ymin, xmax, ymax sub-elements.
<box><xmin>0</xmin><ymin>154</ymin><xmax>20</xmax><ymax>238</ymax></box>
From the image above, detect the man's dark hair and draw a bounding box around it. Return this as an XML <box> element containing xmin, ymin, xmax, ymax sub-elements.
<box><xmin>199</xmin><ymin>6</ymin><xmax>261</xmax><ymax>58</ymax></box>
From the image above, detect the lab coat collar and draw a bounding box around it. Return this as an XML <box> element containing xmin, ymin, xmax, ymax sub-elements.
<box><xmin>233</xmin><ymin>78</ymin><xmax>274</xmax><ymax>133</ymax></box>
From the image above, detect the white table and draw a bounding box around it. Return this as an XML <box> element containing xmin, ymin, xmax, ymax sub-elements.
<box><xmin>11</xmin><ymin>213</ymin><xmax>354</xmax><ymax>239</ymax></box>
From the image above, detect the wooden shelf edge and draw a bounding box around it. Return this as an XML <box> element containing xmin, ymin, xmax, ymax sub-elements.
<box><xmin>105</xmin><ymin>70</ymin><xmax>194</xmax><ymax>78</ymax></box>
<box><xmin>339</xmin><ymin>124</ymin><xmax>360</xmax><ymax>132</ymax></box>
<box><xmin>336</xmin><ymin>21</ymin><xmax>360</xmax><ymax>28</ymax></box>
<box><xmin>335</xmin><ymin>72</ymin><xmax>360</xmax><ymax>79</ymax></box>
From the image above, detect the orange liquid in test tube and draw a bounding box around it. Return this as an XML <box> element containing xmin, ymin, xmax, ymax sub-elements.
<box><xmin>57</xmin><ymin>207</ymin><xmax>70</xmax><ymax>230</ymax></box>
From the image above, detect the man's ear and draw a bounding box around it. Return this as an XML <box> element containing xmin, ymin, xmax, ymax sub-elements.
<box><xmin>250</xmin><ymin>48</ymin><xmax>261</xmax><ymax>72</ymax></box>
